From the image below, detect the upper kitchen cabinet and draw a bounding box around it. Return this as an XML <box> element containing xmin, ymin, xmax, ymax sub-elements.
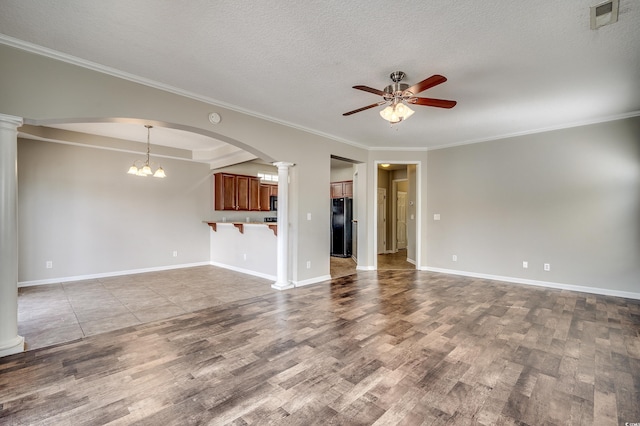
<box><xmin>214</xmin><ymin>173</ymin><xmax>262</xmax><ymax>211</ymax></box>
<box><xmin>331</xmin><ymin>180</ymin><xmax>353</xmax><ymax>198</ymax></box>
<box><xmin>214</xmin><ymin>173</ymin><xmax>237</xmax><ymax>210</ymax></box>
<box><xmin>259</xmin><ymin>183</ymin><xmax>278</xmax><ymax>212</ymax></box>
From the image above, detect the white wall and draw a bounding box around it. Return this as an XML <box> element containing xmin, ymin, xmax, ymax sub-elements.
<box><xmin>330</xmin><ymin>164</ymin><xmax>354</xmax><ymax>182</ymax></box>
<box><xmin>426</xmin><ymin>116</ymin><xmax>640</xmax><ymax>296</ymax></box>
<box><xmin>18</xmin><ymin>138</ymin><xmax>212</xmax><ymax>284</ymax></box>
<box><xmin>209</xmin><ymin>224</ymin><xmax>277</xmax><ymax>279</ymax></box>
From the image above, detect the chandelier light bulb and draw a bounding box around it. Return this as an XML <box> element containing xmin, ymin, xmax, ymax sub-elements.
<box><xmin>153</xmin><ymin>167</ymin><xmax>166</xmax><ymax>178</ymax></box>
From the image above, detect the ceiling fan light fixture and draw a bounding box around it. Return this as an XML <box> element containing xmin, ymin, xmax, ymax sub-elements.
<box><xmin>344</xmin><ymin>71</ymin><xmax>456</xmax><ymax>120</ymax></box>
<box><xmin>380</xmin><ymin>102</ymin><xmax>414</xmax><ymax>124</ymax></box>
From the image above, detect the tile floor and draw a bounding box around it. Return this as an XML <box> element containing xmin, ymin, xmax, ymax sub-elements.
<box><xmin>18</xmin><ymin>266</ymin><xmax>275</xmax><ymax>351</ymax></box>
<box><xmin>19</xmin><ymin>252</ymin><xmax>416</xmax><ymax>352</ymax></box>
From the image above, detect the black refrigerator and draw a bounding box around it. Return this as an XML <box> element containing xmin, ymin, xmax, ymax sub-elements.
<box><xmin>331</xmin><ymin>197</ymin><xmax>352</xmax><ymax>257</ymax></box>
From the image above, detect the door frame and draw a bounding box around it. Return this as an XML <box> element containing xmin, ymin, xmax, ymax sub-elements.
<box><xmin>373</xmin><ymin>161</ymin><xmax>421</xmax><ymax>271</ymax></box>
<box><xmin>377</xmin><ymin>187</ymin><xmax>387</xmax><ymax>254</ymax></box>
<box><xmin>396</xmin><ymin>189</ymin><xmax>408</xmax><ymax>251</ymax></box>
<box><xmin>391</xmin><ymin>178</ymin><xmax>408</xmax><ymax>253</ymax></box>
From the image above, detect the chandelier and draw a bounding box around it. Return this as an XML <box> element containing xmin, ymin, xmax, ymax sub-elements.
<box><xmin>127</xmin><ymin>125</ymin><xmax>166</xmax><ymax>178</ymax></box>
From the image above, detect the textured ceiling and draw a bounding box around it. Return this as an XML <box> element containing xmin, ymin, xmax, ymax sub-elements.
<box><xmin>1</xmin><ymin>0</ymin><xmax>639</xmax><ymax>152</ymax></box>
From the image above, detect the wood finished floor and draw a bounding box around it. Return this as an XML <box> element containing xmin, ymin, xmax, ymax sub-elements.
<box><xmin>2</xmin><ymin>268</ymin><xmax>640</xmax><ymax>425</ymax></box>
<box><xmin>331</xmin><ymin>250</ymin><xmax>414</xmax><ymax>279</ymax></box>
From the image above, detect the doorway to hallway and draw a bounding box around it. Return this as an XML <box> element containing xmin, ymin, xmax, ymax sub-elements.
<box><xmin>374</xmin><ymin>162</ymin><xmax>420</xmax><ymax>271</ymax></box>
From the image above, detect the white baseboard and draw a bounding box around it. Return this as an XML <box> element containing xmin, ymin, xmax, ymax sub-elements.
<box><xmin>356</xmin><ymin>265</ymin><xmax>375</xmax><ymax>271</ymax></box>
<box><xmin>422</xmin><ymin>267</ymin><xmax>640</xmax><ymax>300</ymax></box>
<box><xmin>209</xmin><ymin>261</ymin><xmax>276</xmax><ymax>281</ymax></box>
<box><xmin>406</xmin><ymin>258</ymin><xmax>416</xmax><ymax>265</ymax></box>
<box><xmin>18</xmin><ymin>262</ymin><xmax>211</xmax><ymax>287</ymax></box>
<box><xmin>293</xmin><ymin>274</ymin><xmax>332</xmax><ymax>287</ymax></box>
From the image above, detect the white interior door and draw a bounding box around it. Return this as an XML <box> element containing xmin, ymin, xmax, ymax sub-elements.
<box><xmin>397</xmin><ymin>191</ymin><xmax>407</xmax><ymax>250</ymax></box>
<box><xmin>377</xmin><ymin>188</ymin><xmax>386</xmax><ymax>254</ymax></box>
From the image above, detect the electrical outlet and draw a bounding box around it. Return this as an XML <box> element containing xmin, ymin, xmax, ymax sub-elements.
<box><xmin>452</xmin><ymin>255</ymin><xmax>457</xmax><ymax>262</ymax></box>
<box><xmin>45</xmin><ymin>261</ymin><xmax>53</xmax><ymax>269</ymax></box>
<box><xmin>172</xmin><ymin>251</ymin><xmax>178</xmax><ymax>257</ymax></box>
<box><xmin>434</xmin><ymin>214</ymin><xmax>440</xmax><ymax>221</ymax></box>
<box><xmin>243</xmin><ymin>253</ymin><xmax>247</xmax><ymax>261</ymax></box>
<box><xmin>307</xmin><ymin>213</ymin><xmax>312</xmax><ymax>220</ymax></box>
<box><xmin>544</xmin><ymin>263</ymin><xmax>551</xmax><ymax>271</ymax></box>
<box><xmin>306</xmin><ymin>261</ymin><xmax>311</xmax><ymax>269</ymax></box>
<box><xmin>522</xmin><ymin>261</ymin><xmax>528</xmax><ymax>269</ymax></box>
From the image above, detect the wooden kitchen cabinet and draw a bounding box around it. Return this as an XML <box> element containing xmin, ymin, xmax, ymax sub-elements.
<box><xmin>249</xmin><ymin>177</ymin><xmax>260</xmax><ymax>211</ymax></box>
<box><xmin>343</xmin><ymin>181</ymin><xmax>353</xmax><ymax>197</ymax></box>
<box><xmin>259</xmin><ymin>183</ymin><xmax>278</xmax><ymax>211</ymax></box>
<box><xmin>235</xmin><ymin>175</ymin><xmax>250</xmax><ymax>210</ymax></box>
<box><xmin>214</xmin><ymin>173</ymin><xmax>261</xmax><ymax>211</ymax></box>
<box><xmin>214</xmin><ymin>173</ymin><xmax>237</xmax><ymax>210</ymax></box>
<box><xmin>331</xmin><ymin>180</ymin><xmax>353</xmax><ymax>198</ymax></box>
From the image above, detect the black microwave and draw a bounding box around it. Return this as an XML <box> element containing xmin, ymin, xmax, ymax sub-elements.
<box><xmin>270</xmin><ymin>195</ymin><xmax>277</xmax><ymax>211</ymax></box>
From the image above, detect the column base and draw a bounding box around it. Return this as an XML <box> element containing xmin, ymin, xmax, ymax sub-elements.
<box><xmin>271</xmin><ymin>281</ymin><xmax>295</xmax><ymax>291</ymax></box>
<box><xmin>0</xmin><ymin>335</ymin><xmax>25</xmax><ymax>358</ymax></box>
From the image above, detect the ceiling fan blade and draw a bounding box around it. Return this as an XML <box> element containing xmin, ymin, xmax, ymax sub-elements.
<box><xmin>410</xmin><ymin>97</ymin><xmax>457</xmax><ymax>109</ymax></box>
<box><xmin>343</xmin><ymin>101</ymin><xmax>387</xmax><ymax>116</ymax></box>
<box><xmin>353</xmin><ymin>85</ymin><xmax>386</xmax><ymax>96</ymax></box>
<box><xmin>405</xmin><ymin>75</ymin><xmax>447</xmax><ymax>95</ymax></box>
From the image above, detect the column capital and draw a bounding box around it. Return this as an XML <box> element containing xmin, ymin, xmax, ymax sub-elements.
<box><xmin>0</xmin><ymin>114</ymin><xmax>23</xmax><ymax>128</ymax></box>
<box><xmin>272</xmin><ymin>161</ymin><xmax>295</xmax><ymax>169</ymax></box>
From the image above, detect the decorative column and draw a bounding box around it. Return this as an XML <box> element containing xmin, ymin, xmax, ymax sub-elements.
<box><xmin>0</xmin><ymin>114</ymin><xmax>24</xmax><ymax>357</ymax></box>
<box><xmin>271</xmin><ymin>162</ymin><xmax>295</xmax><ymax>290</ymax></box>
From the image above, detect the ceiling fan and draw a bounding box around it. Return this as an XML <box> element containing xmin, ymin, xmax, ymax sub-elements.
<box><xmin>343</xmin><ymin>71</ymin><xmax>457</xmax><ymax>124</ymax></box>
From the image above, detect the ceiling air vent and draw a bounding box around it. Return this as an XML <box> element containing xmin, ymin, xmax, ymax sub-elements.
<box><xmin>590</xmin><ymin>0</ymin><xmax>619</xmax><ymax>29</ymax></box>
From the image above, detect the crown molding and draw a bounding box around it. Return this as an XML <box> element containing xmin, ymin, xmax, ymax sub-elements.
<box><xmin>3</xmin><ymin>35</ymin><xmax>638</xmax><ymax>155</ymax></box>
<box><xmin>425</xmin><ymin>110</ymin><xmax>640</xmax><ymax>151</ymax></box>
<box><xmin>0</xmin><ymin>35</ymin><xmax>369</xmax><ymax>151</ymax></box>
